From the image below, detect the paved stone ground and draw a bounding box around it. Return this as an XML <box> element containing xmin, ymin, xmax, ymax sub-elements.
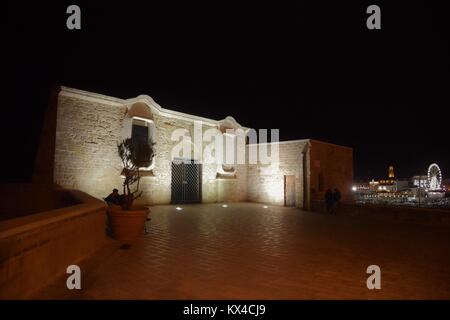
<box><xmin>33</xmin><ymin>203</ymin><xmax>450</xmax><ymax>299</ymax></box>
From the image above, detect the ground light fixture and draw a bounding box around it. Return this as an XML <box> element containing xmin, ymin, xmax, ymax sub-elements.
<box><xmin>222</xmin><ymin>204</ymin><xmax>228</xmax><ymax>208</ymax></box>
<box><xmin>263</xmin><ymin>205</ymin><xmax>268</xmax><ymax>209</ymax></box>
<box><xmin>175</xmin><ymin>206</ymin><xmax>183</xmax><ymax>211</ymax></box>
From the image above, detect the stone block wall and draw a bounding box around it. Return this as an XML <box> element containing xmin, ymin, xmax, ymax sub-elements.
<box><xmin>216</xmin><ymin>164</ymin><xmax>248</xmax><ymax>203</ymax></box>
<box><xmin>0</xmin><ymin>188</ymin><xmax>106</xmax><ymax>299</ymax></box>
<box><xmin>309</xmin><ymin>140</ymin><xmax>353</xmax><ymax>203</ymax></box>
<box><xmin>52</xmin><ymin>88</ymin><xmax>353</xmax><ymax>209</ymax></box>
<box><xmin>54</xmin><ymin>88</ymin><xmax>247</xmax><ymax>205</ymax></box>
<box><xmin>54</xmin><ymin>95</ymin><xmax>125</xmax><ymax>200</ymax></box>
<box><xmin>246</xmin><ymin>141</ymin><xmax>309</xmax><ymax>208</ymax></box>
<box><xmin>136</xmin><ymin>113</ymin><xmax>220</xmax><ymax>205</ymax></box>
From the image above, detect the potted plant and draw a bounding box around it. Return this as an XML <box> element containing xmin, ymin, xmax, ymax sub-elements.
<box><xmin>107</xmin><ymin>138</ymin><xmax>155</xmax><ymax>241</ymax></box>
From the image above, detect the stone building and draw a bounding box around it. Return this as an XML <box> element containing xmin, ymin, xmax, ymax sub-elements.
<box><xmin>35</xmin><ymin>86</ymin><xmax>353</xmax><ymax>210</ymax></box>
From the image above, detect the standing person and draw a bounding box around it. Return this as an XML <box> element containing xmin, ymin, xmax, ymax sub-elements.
<box><xmin>332</xmin><ymin>188</ymin><xmax>341</xmax><ymax>215</ymax></box>
<box><xmin>325</xmin><ymin>188</ymin><xmax>333</xmax><ymax>213</ymax></box>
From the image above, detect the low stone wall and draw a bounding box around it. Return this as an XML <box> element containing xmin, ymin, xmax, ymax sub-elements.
<box><xmin>0</xmin><ymin>188</ymin><xmax>106</xmax><ymax>299</ymax></box>
<box><xmin>0</xmin><ymin>184</ymin><xmax>79</xmax><ymax>221</ymax></box>
<box><xmin>312</xmin><ymin>200</ymin><xmax>450</xmax><ymax>227</ymax></box>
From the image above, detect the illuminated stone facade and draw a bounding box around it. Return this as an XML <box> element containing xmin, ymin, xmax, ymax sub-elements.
<box><xmin>42</xmin><ymin>87</ymin><xmax>353</xmax><ymax>209</ymax></box>
<box><xmin>247</xmin><ymin>141</ymin><xmax>310</xmax><ymax>207</ymax></box>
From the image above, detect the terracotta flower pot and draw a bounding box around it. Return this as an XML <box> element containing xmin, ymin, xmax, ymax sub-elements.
<box><xmin>107</xmin><ymin>206</ymin><xmax>150</xmax><ymax>241</ymax></box>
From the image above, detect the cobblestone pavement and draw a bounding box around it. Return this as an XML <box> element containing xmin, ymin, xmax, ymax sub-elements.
<box><xmin>34</xmin><ymin>203</ymin><xmax>450</xmax><ymax>299</ymax></box>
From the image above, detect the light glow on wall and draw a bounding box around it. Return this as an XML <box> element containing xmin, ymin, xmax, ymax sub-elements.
<box><xmin>261</xmin><ymin>177</ymin><xmax>284</xmax><ymax>204</ymax></box>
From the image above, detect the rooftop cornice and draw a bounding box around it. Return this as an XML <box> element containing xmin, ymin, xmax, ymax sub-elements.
<box><xmin>60</xmin><ymin>86</ymin><xmax>249</xmax><ymax>130</ymax></box>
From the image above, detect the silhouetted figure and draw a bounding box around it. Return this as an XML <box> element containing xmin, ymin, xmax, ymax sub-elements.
<box><xmin>332</xmin><ymin>188</ymin><xmax>341</xmax><ymax>215</ymax></box>
<box><xmin>104</xmin><ymin>188</ymin><xmax>120</xmax><ymax>206</ymax></box>
<box><xmin>325</xmin><ymin>189</ymin><xmax>333</xmax><ymax>213</ymax></box>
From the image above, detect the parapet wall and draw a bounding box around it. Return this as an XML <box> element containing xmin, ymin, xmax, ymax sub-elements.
<box><xmin>312</xmin><ymin>200</ymin><xmax>450</xmax><ymax>227</ymax></box>
<box><xmin>0</xmin><ymin>184</ymin><xmax>79</xmax><ymax>221</ymax></box>
<box><xmin>0</xmin><ymin>187</ymin><xmax>106</xmax><ymax>299</ymax></box>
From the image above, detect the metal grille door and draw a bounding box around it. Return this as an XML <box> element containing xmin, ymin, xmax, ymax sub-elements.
<box><xmin>171</xmin><ymin>160</ymin><xmax>202</xmax><ymax>203</ymax></box>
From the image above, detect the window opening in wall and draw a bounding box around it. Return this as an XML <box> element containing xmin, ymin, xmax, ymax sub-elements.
<box><xmin>129</xmin><ymin>118</ymin><xmax>154</xmax><ymax>170</ymax></box>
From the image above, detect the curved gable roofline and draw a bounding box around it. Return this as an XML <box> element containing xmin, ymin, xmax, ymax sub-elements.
<box><xmin>219</xmin><ymin>116</ymin><xmax>246</xmax><ymax>130</ymax></box>
<box><xmin>60</xmin><ymin>86</ymin><xmax>248</xmax><ymax>129</ymax></box>
<box><xmin>125</xmin><ymin>95</ymin><xmax>218</xmax><ymax>126</ymax></box>
<box><xmin>126</xmin><ymin>95</ymin><xmax>248</xmax><ymax>130</ymax></box>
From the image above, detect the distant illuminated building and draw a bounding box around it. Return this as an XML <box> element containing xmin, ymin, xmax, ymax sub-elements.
<box><xmin>354</xmin><ymin>163</ymin><xmax>448</xmax><ymax>205</ymax></box>
<box><xmin>442</xmin><ymin>179</ymin><xmax>450</xmax><ymax>192</ymax></box>
<box><xmin>412</xmin><ymin>175</ymin><xmax>428</xmax><ymax>188</ymax></box>
<box><xmin>378</xmin><ymin>178</ymin><xmax>396</xmax><ymax>192</ymax></box>
<box><xmin>357</xmin><ymin>166</ymin><xmax>408</xmax><ymax>195</ymax></box>
<box><xmin>388</xmin><ymin>165</ymin><xmax>395</xmax><ymax>178</ymax></box>
<box><xmin>377</xmin><ymin>166</ymin><xmax>397</xmax><ymax>192</ymax></box>
<box><xmin>352</xmin><ymin>182</ymin><xmax>370</xmax><ymax>193</ymax></box>
<box><xmin>368</xmin><ymin>179</ymin><xmax>378</xmax><ymax>191</ymax></box>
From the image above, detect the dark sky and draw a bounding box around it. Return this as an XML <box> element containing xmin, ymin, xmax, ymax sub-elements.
<box><xmin>5</xmin><ymin>1</ymin><xmax>449</xmax><ymax>182</ymax></box>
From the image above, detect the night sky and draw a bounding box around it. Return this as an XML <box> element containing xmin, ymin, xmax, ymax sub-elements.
<box><xmin>5</xmin><ymin>1</ymin><xmax>449</xmax><ymax>182</ymax></box>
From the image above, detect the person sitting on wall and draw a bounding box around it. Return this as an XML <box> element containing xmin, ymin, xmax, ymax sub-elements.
<box><xmin>325</xmin><ymin>189</ymin><xmax>333</xmax><ymax>213</ymax></box>
<box><xmin>332</xmin><ymin>188</ymin><xmax>342</xmax><ymax>215</ymax></box>
<box><xmin>104</xmin><ymin>188</ymin><xmax>121</xmax><ymax>206</ymax></box>
<box><xmin>104</xmin><ymin>188</ymin><xmax>122</xmax><ymax>237</ymax></box>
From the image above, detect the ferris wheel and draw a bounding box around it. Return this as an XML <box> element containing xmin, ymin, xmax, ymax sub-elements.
<box><xmin>427</xmin><ymin>163</ymin><xmax>442</xmax><ymax>191</ymax></box>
